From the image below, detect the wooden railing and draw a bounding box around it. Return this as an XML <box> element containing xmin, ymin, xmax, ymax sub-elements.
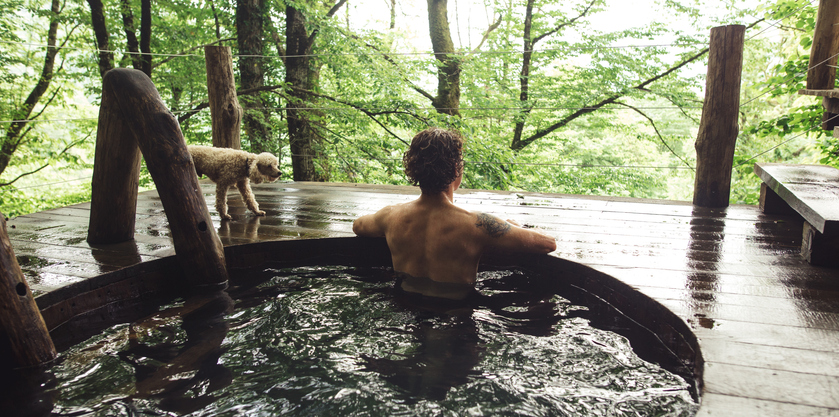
<box><xmin>87</xmin><ymin>68</ymin><xmax>229</xmax><ymax>290</ymax></box>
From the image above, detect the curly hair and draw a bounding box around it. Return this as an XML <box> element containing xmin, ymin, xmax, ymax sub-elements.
<box><xmin>402</xmin><ymin>127</ymin><xmax>464</xmax><ymax>193</ymax></box>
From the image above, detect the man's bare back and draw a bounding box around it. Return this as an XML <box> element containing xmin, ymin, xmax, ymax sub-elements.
<box><xmin>353</xmin><ymin>127</ymin><xmax>556</xmax><ymax>300</ymax></box>
<box><xmin>353</xmin><ymin>183</ymin><xmax>556</xmax><ymax>298</ymax></box>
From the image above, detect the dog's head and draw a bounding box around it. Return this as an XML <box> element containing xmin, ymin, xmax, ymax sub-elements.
<box><xmin>250</xmin><ymin>153</ymin><xmax>281</xmax><ymax>184</ymax></box>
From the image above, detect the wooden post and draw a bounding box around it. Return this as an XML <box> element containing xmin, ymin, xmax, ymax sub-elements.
<box><xmin>204</xmin><ymin>46</ymin><xmax>242</xmax><ymax>149</ymax></box>
<box><xmin>89</xmin><ymin>69</ymin><xmax>228</xmax><ymax>289</ymax></box>
<box><xmin>800</xmin><ymin>0</ymin><xmax>839</xmax><ymax>130</ymax></box>
<box><xmin>806</xmin><ymin>0</ymin><xmax>839</xmax><ymax>90</ymax></box>
<box><xmin>693</xmin><ymin>25</ymin><xmax>745</xmax><ymax>208</ymax></box>
<box><xmin>0</xmin><ymin>216</ymin><xmax>56</xmax><ymax>369</ymax></box>
<box><xmin>87</xmin><ymin>97</ymin><xmax>142</xmax><ymax>244</ymax></box>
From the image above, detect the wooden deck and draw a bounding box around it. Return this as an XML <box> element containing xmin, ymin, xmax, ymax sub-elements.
<box><xmin>8</xmin><ymin>180</ymin><xmax>839</xmax><ymax>416</ymax></box>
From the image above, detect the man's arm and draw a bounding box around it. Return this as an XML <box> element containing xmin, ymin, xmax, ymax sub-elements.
<box><xmin>352</xmin><ymin>206</ymin><xmax>391</xmax><ymax>237</ymax></box>
<box><xmin>475</xmin><ymin>213</ymin><xmax>556</xmax><ymax>254</ymax></box>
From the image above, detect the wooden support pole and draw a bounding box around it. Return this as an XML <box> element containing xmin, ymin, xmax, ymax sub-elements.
<box><xmin>802</xmin><ymin>0</ymin><xmax>839</xmax><ymax>130</ymax></box>
<box><xmin>204</xmin><ymin>46</ymin><xmax>242</xmax><ymax>149</ymax></box>
<box><xmin>87</xmin><ymin>96</ymin><xmax>142</xmax><ymax>244</ymax></box>
<box><xmin>90</xmin><ymin>69</ymin><xmax>228</xmax><ymax>289</ymax></box>
<box><xmin>0</xmin><ymin>216</ymin><xmax>56</xmax><ymax>369</ymax></box>
<box><xmin>806</xmin><ymin>0</ymin><xmax>839</xmax><ymax>90</ymax></box>
<box><xmin>693</xmin><ymin>25</ymin><xmax>745</xmax><ymax>208</ymax></box>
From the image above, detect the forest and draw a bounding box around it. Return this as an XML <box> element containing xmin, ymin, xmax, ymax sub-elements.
<box><xmin>0</xmin><ymin>0</ymin><xmax>833</xmax><ymax>217</ymax></box>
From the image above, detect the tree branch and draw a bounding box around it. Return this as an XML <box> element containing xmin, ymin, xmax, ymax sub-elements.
<box><xmin>470</xmin><ymin>14</ymin><xmax>503</xmax><ymax>54</ymax></box>
<box><xmin>0</xmin><ymin>133</ymin><xmax>92</xmax><ymax>187</ymax></box>
<box><xmin>267</xmin><ymin>16</ymin><xmax>287</xmax><ymax>65</ymax></box>
<box><xmin>176</xmin><ymin>103</ymin><xmax>210</xmax><ymax>124</ymax></box>
<box><xmin>614</xmin><ymin>101</ymin><xmax>694</xmax><ymax>170</ymax></box>
<box><xmin>308</xmin><ymin>0</ymin><xmax>348</xmax><ymax>45</ymax></box>
<box><xmin>532</xmin><ymin>0</ymin><xmax>597</xmax><ymax>47</ymax></box>
<box><xmin>288</xmin><ymin>86</ymin><xmax>410</xmax><ymax>145</ymax></box>
<box><xmin>28</xmin><ymin>87</ymin><xmax>62</xmax><ymax>123</ymax></box>
<box><xmin>325</xmin><ymin>0</ymin><xmax>348</xmax><ymax>19</ymax></box>
<box><xmin>336</xmin><ymin>29</ymin><xmax>436</xmax><ymax>101</ymax></box>
<box><xmin>0</xmin><ymin>0</ymin><xmax>63</xmax><ymax>175</ymax></box>
<box><xmin>10</xmin><ymin>87</ymin><xmax>64</xmax><ymax>153</ymax></box>
<box><xmin>512</xmin><ymin>46</ymin><xmax>710</xmax><ymax>150</ymax></box>
<box><xmin>177</xmin><ymin>84</ymin><xmax>288</xmax><ymax>124</ymax></box>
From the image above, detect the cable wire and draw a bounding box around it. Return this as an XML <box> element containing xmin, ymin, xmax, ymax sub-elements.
<box><xmin>0</xmin><ymin>105</ymin><xmax>702</xmax><ymax>124</ymax></box>
<box><xmin>739</xmin><ymin>50</ymin><xmax>839</xmax><ymax>109</ymax></box>
<box><xmin>0</xmin><ymin>39</ymin><xmax>706</xmax><ymax>60</ymax></box>
<box><xmin>0</xmin><ymin>175</ymin><xmax>90</xmax><ymax>191</ymax></box>
<box><xmin>737</xmin><ymin>113</ymin><xmax>839</xmax><ymax>167</ymax></box>
<box><xmin>288</xmin><ymin>154</ymin><xmax>694</xmax><ymax>170</ymax></box>
<box><xmin>746</xmin><ymin>0</ymin><xmax>818</xmax><ymax>41</ymax></box>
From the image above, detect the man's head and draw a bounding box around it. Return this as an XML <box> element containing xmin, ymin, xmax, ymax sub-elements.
<box><xmin>403</xmin><ymin>127</ymin><xmax>464</xmax><ymax>193</ymax></box>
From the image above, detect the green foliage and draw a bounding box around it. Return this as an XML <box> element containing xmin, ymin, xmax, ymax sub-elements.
<box><xmin>2</xmin><ymin>0</ymin><xmax>832</xmax><ymax>216</ymax></box>
<box><xmin>0</xmin><ymin>0</ymin><xmax>98</xmax><ymax>213</ymax></box>
<box><xmin>0</xmin><ymin>181</ymin><xmax>91</xmax><ymax>217</ymax></box>
<box><xmin>736</xmin><ymin>0</ymin><xmax>834</xmax><ymax>204</ymax></box>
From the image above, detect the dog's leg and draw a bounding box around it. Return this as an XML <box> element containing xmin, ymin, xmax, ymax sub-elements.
<box><xmin>236</xmin><ymin>179</ymin><xmax>265</xmax><ymax>216</ymax></box>
<box><xmin>216</xmin><ymin>183</ymin><xmax>232</xmax><ymax>220</ymax></box>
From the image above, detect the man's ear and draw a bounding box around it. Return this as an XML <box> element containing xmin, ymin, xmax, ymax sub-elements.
<box><xmin>453</xmin><ymin>171</ymin><xmax>463</xmax><ymax>191</ymax></box>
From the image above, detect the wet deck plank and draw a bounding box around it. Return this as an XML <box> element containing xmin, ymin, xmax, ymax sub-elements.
<box><xmin>6</xmin><ymin>180</ymin><xmax>839</xmax><ymax>416</ymax></box>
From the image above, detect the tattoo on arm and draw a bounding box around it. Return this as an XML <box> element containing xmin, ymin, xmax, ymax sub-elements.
<box><xmin>476</xmin><ymin>213</ymin><xmax>511</xmax><ymax>238</ymax></box>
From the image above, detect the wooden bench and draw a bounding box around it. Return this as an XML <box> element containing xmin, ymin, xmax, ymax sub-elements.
<box><xmin>754</xmin><ymin>162</ymin><xmax>839</xmax><ymax>267</ymax></box>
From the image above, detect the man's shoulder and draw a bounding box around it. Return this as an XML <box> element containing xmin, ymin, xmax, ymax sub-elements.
<box><xmin>377</xmin><ymin>201</ymin><xmax>414</xmax><ymax>216</ymax></box>
<box><xmin>473</xmin><ymin>212</ymin><xmax>512</xmax><ymax>238</ymax></box>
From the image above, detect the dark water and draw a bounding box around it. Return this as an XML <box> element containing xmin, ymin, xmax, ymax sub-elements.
<box><xmin>46</xmin><ymin>266</ymin><xmax>698</xmax><ymax>416</ymax></box>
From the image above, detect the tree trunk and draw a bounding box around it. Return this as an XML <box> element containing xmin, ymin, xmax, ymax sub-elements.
<box><xmin>693</xmin><ymin>25</ymin><xmax>745</xmax><ymax>208</ymax></box>
<box><xmin>208</xmin><ymin>0</ymin><xmax>222</xmax><ymax>39</ymax></box>
<box><xmin>140</xmin><ymin>0</ymin><xmax>152</xmax><ymax>75</ymax></box>
<box><xmin>509</xmin><ymin>0</ymin><xmax>599</xmax><ymax>151</ymax></box>
<box><xmin>427</xmin><ymin>0</ymin><xmax>460</xmax><ymax>116</ymax></box>
<box><xmin>87</xmin><ymin>0</ymin><xmax>114</xmax><ymax>77</ymax></box>
<box><xmin>204</xmin><ymin>46</ymin><xmax>243</xmax><ymax>149</ymax></box>
<box><xmin>390</xmin><ymin>0</ymin><xmax>396</xmax><ymax>29</ymax></box>
<box><xmin>281</xmin><ymin>0</ymin><xmax>345</xmax><ymax>181</ymax></box>
<box><xmin>285</xmin><ymin>5</ymin><xmax>317</xmax><ymax>181</ymax></box>
<box><xmin>0</xmin><ymin>0</ymin><xmax>61</xmax><ymax>177</ymax></box>
<box><xmin>236</xmin><ymin>0</ymin><xmax>273</xmax><ymax>153</ymax></box>
<box><xmin>119</xmin><ymin>0</ymin><xmax>142</xmax><ymax>70</ymax></box>
<box><xmin>512</xmin><ymin>0</ymin><xmax>535</xmax><ymax>147</ymax></box>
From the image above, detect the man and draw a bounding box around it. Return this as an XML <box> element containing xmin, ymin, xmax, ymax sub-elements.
<box><xmin>353</xmin><ymin>127</ymin><xmax>557</xmax><ymax>300</ymax></box>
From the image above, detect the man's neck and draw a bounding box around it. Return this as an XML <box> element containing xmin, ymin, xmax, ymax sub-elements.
<box><xmin>419</xmin><ymin>191</ymin><xmax>453</xmax><ymax>204</ymax></box>
<box><xmin>419</xmin><ymin>187</ymin><xmax>455</xmax><ymax>204</ymax></box>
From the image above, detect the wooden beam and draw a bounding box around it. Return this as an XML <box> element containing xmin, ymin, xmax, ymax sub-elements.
<box><xmin>759</xmin><ymin>182</ymin><xmax>799</xmax><ymax>217</ymax></box>
<box><xmin>806</xmin><ymin>0</ymin><xmax>839</xmax><ymax>90</ymax></box>
<box><xmin>0</xmin><ymin>216</ymin><xmax>55</xmax><ymax>369</ymax></box>
<box><xmin>90</xmin><ymin>69</ymin><xmax>228</xmax><ymax>290</ymax></box>
<box><xmin>802</xmin><ymin>221</ymin><xmax>839</xmax><ymax>267</ymax></box>
<box><xmin>87</xmin><ymin>89</ymin><xmax>142</xmax><ymax>244</ymax></box>
<box><xmin>798</xmin><ymin>88</ymin><xmax>839</xmax><ymax>99</ymax></box>
<box><xmin>693</xmin><ymin>25</ymin><xmax>745</xmax><ymax>208</ymax></box>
